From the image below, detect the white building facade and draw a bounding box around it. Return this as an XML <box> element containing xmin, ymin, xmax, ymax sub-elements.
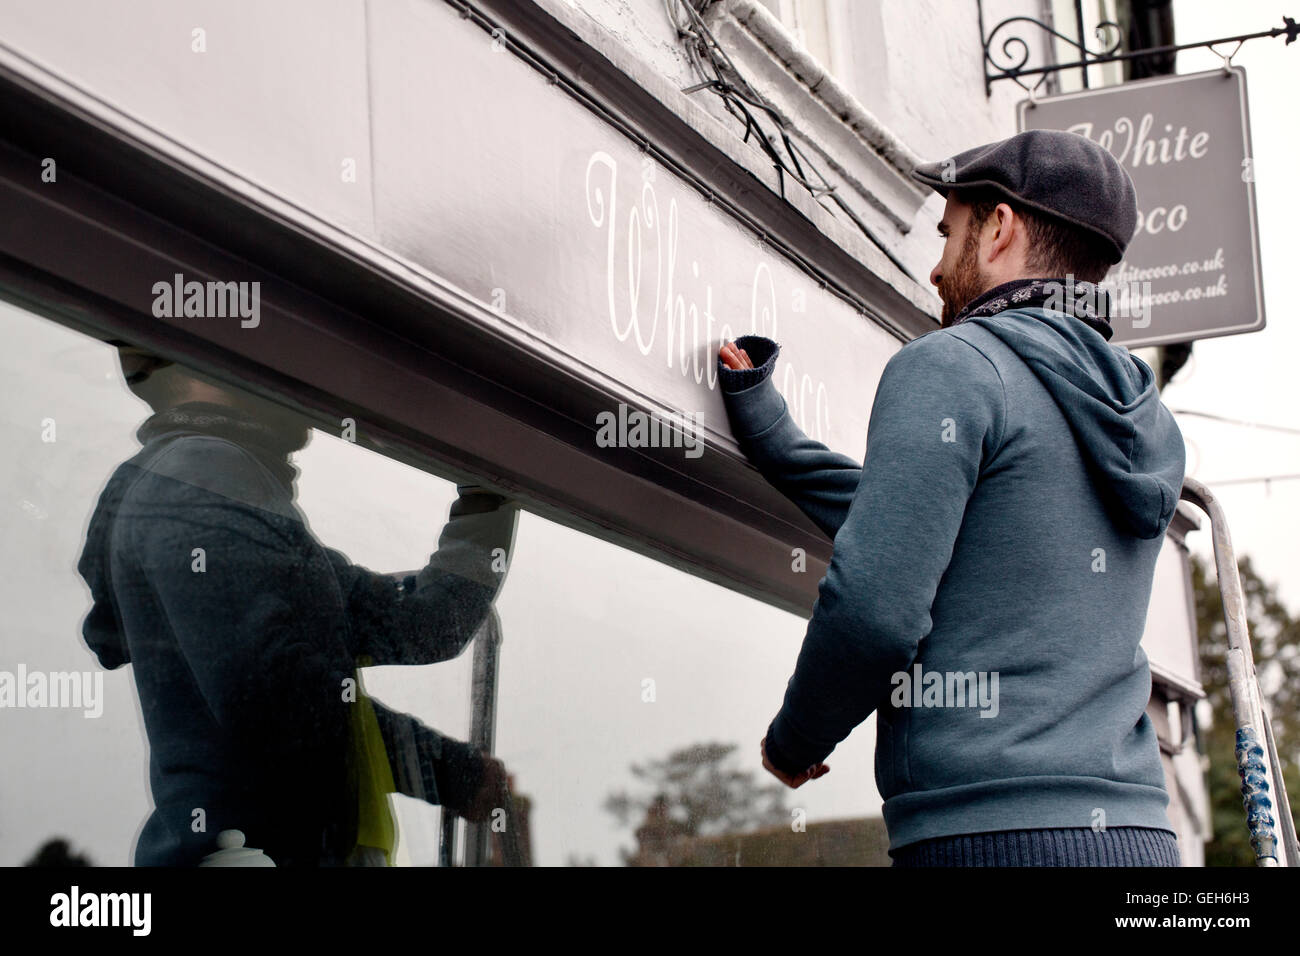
<box><xmin>0</xmin><ymin>0</ymin><xmax>1207</xmax><ymax>866</ymax></box>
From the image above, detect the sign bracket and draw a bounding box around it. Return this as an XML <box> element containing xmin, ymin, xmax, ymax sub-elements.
<box><xmin>978</xmin><ymin>1</ymin><xmax>1297</xmax><ymax>96</ymax></box>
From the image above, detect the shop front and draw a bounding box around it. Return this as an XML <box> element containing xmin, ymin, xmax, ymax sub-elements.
<box><xmin>0</xmin><ymin>0</ymin><xmax>1205</xmax><ymax>866</ymax></box>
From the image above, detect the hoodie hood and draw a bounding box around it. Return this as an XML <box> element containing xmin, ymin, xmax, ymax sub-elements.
<box><xmin>78</xmin><ymin>401</ymin><xmax>308</xmax><ymax>670</ymax></box>
<box><xmin>966</xmin><ymin>307</ymin><xmax>1185</xmax><ymax>539</ymax></box>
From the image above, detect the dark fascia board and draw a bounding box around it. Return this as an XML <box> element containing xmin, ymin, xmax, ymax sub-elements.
<box><xmin>0</xmin><ymin>64</ymin><xmax>837</xmax><ymax>618</ymax></box>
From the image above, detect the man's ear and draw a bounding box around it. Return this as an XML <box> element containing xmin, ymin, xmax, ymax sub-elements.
<box><xmin>984</xmin><ymin>202</ymin><xmax>1019</xmax><ymax>265</ymax></box>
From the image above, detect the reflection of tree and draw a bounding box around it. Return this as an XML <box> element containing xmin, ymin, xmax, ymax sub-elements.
<box><xmin>1191</xmin><ymin>554</ymin><xmax>1299</xmax><ymax>866</ymax></box>
<box><xmin>24</xmin><ymin>838</ymin><xmax>93</xmax><ymax>867</ymax></box>
<box><xmin>604</xmin><ymin>742</ymin><xmax>789</xmax><ymax>865</ymax></box>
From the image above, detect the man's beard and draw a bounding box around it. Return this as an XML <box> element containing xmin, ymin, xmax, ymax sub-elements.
<box><xmin>938</xmin><ymin>230</ymin><xmax>989</xmax><ymax>327</ymax></box>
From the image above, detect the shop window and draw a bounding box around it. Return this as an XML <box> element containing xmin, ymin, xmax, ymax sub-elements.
<box><xmin>2</xmin><ymin>300</ymin><xmax>884</xmax><ymax>866</ymax></box>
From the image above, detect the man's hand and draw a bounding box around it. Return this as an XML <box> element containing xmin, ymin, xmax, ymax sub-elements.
<box><xmin>760</xmin><ymin>736</ymin><xmax>830</xmax><ymax>789</ymax></box>
<box><xmin>460</xmin><ymin>754</ymin><xmax>508</xmax><ymax>823</ymax></box>
<box><xmin>719</xmin><ymin>341</ymin><xmax>754</xmax><ymax>371</ymax></box>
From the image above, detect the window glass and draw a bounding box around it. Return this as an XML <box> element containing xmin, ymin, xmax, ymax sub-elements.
<box><xmin>2</xmin><ymin>299</ymin><xmax>883</xmax><ymax>867</ymax></box>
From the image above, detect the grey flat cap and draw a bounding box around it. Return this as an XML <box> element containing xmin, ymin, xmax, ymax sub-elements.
<box><xmin>911</xmin><ymin>129</ymin><xmax>1138</xmax><ymax>263</ymax></box>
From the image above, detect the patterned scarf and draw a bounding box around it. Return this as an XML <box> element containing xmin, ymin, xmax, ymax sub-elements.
<box><xmin>949</xmin><ymin>276</ymin><xmax>1115</xmax><ymax>340</ymax></box>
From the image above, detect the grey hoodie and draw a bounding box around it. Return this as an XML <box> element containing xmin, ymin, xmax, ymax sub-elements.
<box><xmin>718</xmin><ymin>305</ymin><xmax>1185</xmax><ymax>851</ymax></box>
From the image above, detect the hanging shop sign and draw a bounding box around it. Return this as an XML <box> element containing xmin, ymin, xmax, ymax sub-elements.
<box><xmin>1020</xmin><ymin>67</ymin><xmax>1265</xmax><ymax>348</ymax></box>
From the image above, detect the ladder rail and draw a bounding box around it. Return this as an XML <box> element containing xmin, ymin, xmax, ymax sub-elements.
<box><xmin>1180</xmin><ymin>476</ymin><xmax>1298</xmax><ymax>866</ymax></box>
<box><xmin>1262</xmin><ymin>707</ymin><xmax>1299</xmax><ymax>865</ymax></box>
<box><xmin>458</xmin><ymin>608</ymin><xmax>525</xmax><ymax>867</ymax></box>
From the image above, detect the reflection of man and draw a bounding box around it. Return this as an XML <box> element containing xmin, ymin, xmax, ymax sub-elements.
<box><xmin>77</xmin><ymin>346</ymin><xmax>517</xmax><ymax>866</ymax></box>
<box><xmin>719</xmin><ymin>130</ymin><xmax>1186</xmax><ymax>866</ymax></box>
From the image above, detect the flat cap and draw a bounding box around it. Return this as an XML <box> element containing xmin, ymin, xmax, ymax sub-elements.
<box><xmin>910</xmin><ymin>129</ymin><xmax>1138</xmax><ymax>263</ymax></box>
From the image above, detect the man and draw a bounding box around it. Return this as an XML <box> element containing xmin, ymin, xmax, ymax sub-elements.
<box><xmin>717</xmin><ymin>129</ymin><xmax>1186</xmax><ymax>866</ymax></box>
<box><xmin>78</xmin><ymin>347</ymin><xmax>517</xmax><ymax>865</ymax></box>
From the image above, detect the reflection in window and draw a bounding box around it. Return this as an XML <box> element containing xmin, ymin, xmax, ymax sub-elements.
<box><xmin>3</xmin><ymin>298</ymin><xmax>886</xmax><ymax>866</ymax></box>
<box><xmin>4</xmin><ymin>302</ymin><xmax>516</xmax><ymax>866</ymax></box>
<box><xmin>480</xmin><ymin>509</ymin><xmax>885</xmax><ymax>865</ymax></box>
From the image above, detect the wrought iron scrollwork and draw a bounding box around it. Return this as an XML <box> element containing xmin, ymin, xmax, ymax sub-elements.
<box><xmin>983</xmin><ymin>14</ymin><xmax>1123</xmax><ymax>95</ymax></box>
<box><xmin>978</xmin><ymin>0</ymin><xmax>1298</xmax><ymax>98</ymax></box>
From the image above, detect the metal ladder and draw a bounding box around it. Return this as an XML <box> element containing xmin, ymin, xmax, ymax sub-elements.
<box><xmin>438</xmin><ymin>609</ymin><xmax>525</xmax><ymax>867</ymax></box>
<box><xmin>1181</xmin><ymin>477</ymin><xmax>1299</xmax><ymax>866</ymax></box>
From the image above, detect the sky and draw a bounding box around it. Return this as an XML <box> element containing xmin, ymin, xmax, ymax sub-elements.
<box><xmin>1157</xmin><ymin>1</ymin><xmax>1300</xmax><ymax>612</ymax></box>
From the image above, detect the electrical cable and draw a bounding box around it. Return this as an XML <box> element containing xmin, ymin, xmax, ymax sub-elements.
<box><xmin>1171</xmin><ymin>409</ymin><xmax>1300</xmax><ymax>438</ymax></box>
<box><xmin>666</xmin><ymin>0</ymin><xmax>919</xmax><ymax>282</ymax></box>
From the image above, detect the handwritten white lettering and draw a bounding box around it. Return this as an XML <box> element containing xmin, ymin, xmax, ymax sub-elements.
<box><xmin>586</xmin><ymin>150</ymin><xmax>833</xmax><ymax>440</ymax></box>
<box><xmin>1068</xmin><ymin>114</ymin><xmax>1210</xmax><ymax>168</ymax></box>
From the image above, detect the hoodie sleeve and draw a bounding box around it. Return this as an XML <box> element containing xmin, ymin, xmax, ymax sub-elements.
<box><xmin>326</xmin><ymin>486</ymin><xmax>519</xmax><ymax>666</ymax></box>
<box><xmin>717</xmin><ymin>335</ymin><xmax>864</xmax><ymax>539</ymax></box>
<box><xmin>762</xmin><ymin>331</ymin><xmax>1006</xmax><ymax>776</ymax></box>
<box><xmin>367</xmin><ymin>698</ymin><xmax>486</xmax><ymax>811</ymax></box>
